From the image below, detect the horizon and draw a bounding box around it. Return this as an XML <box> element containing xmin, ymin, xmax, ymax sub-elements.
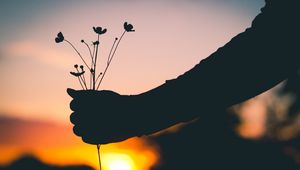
<box><xmin>0</xmin><ymin>1</ymin><xmax>266</xmax><ymax>170</ymax></box>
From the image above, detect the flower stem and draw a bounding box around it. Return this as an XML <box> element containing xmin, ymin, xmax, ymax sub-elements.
<box><xmin>95</xmin><ymin>73</ymin><xmax>102</xmax><ymax>84</ymax></box>
<box><xmin>97</xmin><ymin>144</ymin><xmax>102</xmax><ymax>170</ymax></box>
<box><xmin>82</xmin><ymin>74</ymin><xmax>87</xmax><ymax>89</ymax></box>
<box><xmin>109</xmin><ymin>31</ymin><xmax>126</xmax><ymax>64</ymax></box>
<box><xmin>107</xmin><ymin>38</ymin><xmax>118</xmax><ymax>65</ymax></box>
<box><xmin>93</xmin><ymin>35</ymin><xmax>100</xmax><ymax>90</ymax></box>
<box><xmin>90</xmin><ymin>45</ymin><xmax>96</xmax><ymax>90</ymax></box>
<box><xmin>83</xmin><ymin>41</ymin><xmax>94</xmax><ymax>65</ymax></box>
<box><xmin>76</xmin><ymin>68</ymin><xmax>88</xmax><ymax>90</ymax></box>
<box><xmin>64</xmin><ymin>40</ymin><xmax>91</xmax><ymax>71</ymax></box>
<box><xmin>96</xmin><ymin>31</ymin><xmax>126</xmax><ymax>90</ymax></box>
<box><xmin>77</xmin><ymin>77</ymin><xmax>85</xmax><ymax>90</ymax></box>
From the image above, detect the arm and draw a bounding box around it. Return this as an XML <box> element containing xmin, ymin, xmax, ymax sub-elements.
<box><xmin>68</xmin><ymin>0</ymin><xmax>300</xmax><ymax>144</ymax></box>
<box><xmin>135</xmin><ymin>0</ymin><xmax>300</xmax><ymax>135</ymax></box>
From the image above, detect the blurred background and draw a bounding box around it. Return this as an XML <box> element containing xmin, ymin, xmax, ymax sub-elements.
<box><xmin>2</xmin><ymin>0</ymin><xmax>300</xmax><ymax>170</ymax></box>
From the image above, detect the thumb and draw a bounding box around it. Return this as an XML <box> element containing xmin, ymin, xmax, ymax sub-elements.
<box><xmin>67</xmin><ymin>88</ymin><xmax>78</xmax><ymax>98</ymax></box>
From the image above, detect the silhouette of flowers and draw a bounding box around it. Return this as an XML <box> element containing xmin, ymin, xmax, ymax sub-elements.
<box><xmin>93</xmin><ymin>41</ymin><xmax>100</xmax><ymax>45</ymax></box>
<box><xmin>55</xmin><ymin>21</ymin><xmax>135</xmax><ymax>91</ymax></box>
<box><xmin>55</xmin><ymin>32</ymin><xmax>64</xmax><ymax>43</ymax></box>
<box><xmin>56</xmin><ymin>22</ymin><xmax>135</xmax><ymax>170</ymax></box>
<box><xmin>70</xmin><ymin>71</ymin><xmax>85</xmax><ymax>77</ymax></box>
<box><xmin>124</xmin><ymin>22</ymin><xmax>135</xmax><ymax>32</ymax></box>
<box><xmin>93</xmin><ymin>27</ymin><xmax>107</xmax><ymax>35</ymax></box>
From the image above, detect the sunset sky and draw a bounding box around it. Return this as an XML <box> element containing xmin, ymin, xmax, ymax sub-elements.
<box><xmin>0</xmin><ymin>0</ymin><xmax>265</xmax><ymax>169</ymax></box>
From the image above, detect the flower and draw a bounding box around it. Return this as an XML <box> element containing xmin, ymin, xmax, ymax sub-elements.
<box><xmin>93</xmin><ymin>41</ymin><xmax>100</xmax><ymax>45</ymax></box>
<box><xmin>80</xmin><ymin>65</ymin><xmax>84</xmax><ymax>70</ymax></box>
<box><xmin>55</xmin><ymin>32</ymin><xmax>64</xmax><ymax>43</ymax></box>
<box><xmin>70</xmin><ymin>71</ymin><xmax>85</xmax><ymax>77</ymax></box>
<box><xmin>74</xmin><ymin>64</ymin><xmax>78</xmax><ymax>68</ymax></box>
<box><xmin>93</xmin><ymin>27</ymin><xmax>107</xmax><ymax>35</ymax></box>
<box><xmin>123</xmin><ymin>22</ymin><xmax>135</xmax><ymax>32</ymax></box>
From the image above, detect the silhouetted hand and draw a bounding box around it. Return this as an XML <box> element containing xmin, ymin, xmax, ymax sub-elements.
<box><xmin>67</xmin><ymin>88</ymin><xmax>149</xmax><ymax>144</ymax></box>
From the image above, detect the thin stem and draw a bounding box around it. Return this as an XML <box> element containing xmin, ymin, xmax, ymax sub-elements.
<box><xmin>97</xmin><ymin>144</ymin><xmax>102</xmax><ymax>170</ymax></box>
<box><xmin>90</xmin><ymin>71</ymin><xmax>92</xmax><ymax>90</ymax></box>
<box><xmin>93</xmin><ymin>35</ymin><xmax>100</xmax><ymax>90</ymax></box>
<box><xmin>94</xmin><ymin>38</ymin><xmax>117</xmax><ymax>86</ymax></box>
<box><xmin>107</xmin><ymin>38</ymin><xmax>118</xmax><ymax>65</ymax></box>
<box><xmin>83</xmin><ymin>41</ymin><xmax>94</xmax><ymax>65</ymax></box>
<box><xmin>64</xmin><ymin>40</ymin><xmax>91</xmax><ymax>70</ymax></box>
<box><xmin>95</xmin><ymin>73</ymin><xmax>102</xmax><ymax>84</ymax></box>
<box><xmin>90</xmin><ymin>45</ymin><xmax>96</xmax><ymax>90</ymax></box>
<box><xmin>92</xmin><ymin>44</ymin><xmax>96</xmax><ymax>60</ymax></box>
<box><xmin>82</xmin><ymin>73</ymin><xmax>87</xmax><ymax>89</ymax></box>
<box><xmin>109</xmin><ymin>31</ymin><xmax>126</xmax><ymax>64</ymax></box>
<box><xmin>96</xmin><ymin>31</ymin><xmax>126</xmax><ymax>90</ymax></box>
<box><xmin>77</xmin><ymin>77</ymin><xmax>85</xmax><ymax>90</ymax></box>
<box><xmin>76</xmin><ymin>68</ymin><xmax>88</xmax><ymax>90</ymax></box>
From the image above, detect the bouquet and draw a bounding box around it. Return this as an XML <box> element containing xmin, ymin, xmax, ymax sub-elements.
<box><xmin>55</xmin><ymin>22</ymin><xmax>135</xmax><ymax>170</ymax></box>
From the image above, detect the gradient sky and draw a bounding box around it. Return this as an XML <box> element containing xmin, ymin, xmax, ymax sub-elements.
<box><xmin>0</xmin><ymin>1</ymin><xmax>265</xmax><ymax>169</ymax></box>
<box><xmin>0</xmin><ymin>0</ymin><xmax>265</xmax><ymax>124</ymax></box>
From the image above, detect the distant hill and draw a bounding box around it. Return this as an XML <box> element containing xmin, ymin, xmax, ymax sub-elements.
<box><xmin>0</xmin><ymin>155</ymin><xmax>94</xmax><ymax>170</ymax></box>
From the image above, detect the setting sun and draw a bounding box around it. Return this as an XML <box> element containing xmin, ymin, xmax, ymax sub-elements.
<box><xmin>103</xmin><ymin>153</ymin><xmax>135</xmax><ymax>170</ymax></box>
<box><xmin>0</xmin><ymin>1</ymin><xmax>266</xmax><ymax>170</ymax></box>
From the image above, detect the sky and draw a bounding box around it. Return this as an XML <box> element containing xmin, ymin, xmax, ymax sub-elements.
<box><xmin>0</xmin><ymin>0</ymin><xmax>265</xmax><ymax>169</ymax></box>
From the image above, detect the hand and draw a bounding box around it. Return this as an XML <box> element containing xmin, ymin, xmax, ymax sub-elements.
<box><xmin>67</xmin><ymin>88</ymin><xmax>143</xmax><ymax>144</ymax></box>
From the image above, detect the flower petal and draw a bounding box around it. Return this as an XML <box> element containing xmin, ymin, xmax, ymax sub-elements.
<box><xmin>124</xmin><ymin>22</ymin><xmax>135</xmax><ymax>32</ymax></box>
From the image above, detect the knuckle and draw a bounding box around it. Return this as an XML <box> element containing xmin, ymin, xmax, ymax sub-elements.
<box><xmin>73</xmin><ymin>125</ymin><xmax>82</xmax><ymax>136</ymax></box>
<box><xmin>70</xmin><ymin>99</ymin><xmax>78</xmax><ymax>111</ymax></box>
<box><xmin>70</xmin><ymin>112</ymin><xmax>78</xmax><ymax>124</ymax></box>
<box><xmin>82</xmin><ymin>137</ymin><xmax>96</xmax><ymax>145</ymax></box>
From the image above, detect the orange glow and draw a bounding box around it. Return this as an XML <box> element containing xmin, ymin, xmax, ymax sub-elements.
<box><xmin>236</xmin><ymin>98</ymin><xmax>267</xmax><ymax>139</ymax></box>
<box><xmin>0</xmin><ymin>1</ymin><xmax>263</xmax><ymax>170</ymax></box>
<box><xmin>103</xmin><ymin>153</ymin><xmax>134</xmax><ymax>170</ymax></box>
<box><xmin>35</xmin><ymin>138</ymin><xmax>159</xmax><ymax>170</ymax></box>
<box><xmin>0</xmin><ymin>119</ymin><xmax>159</xmax><ymax>170</ymax></box>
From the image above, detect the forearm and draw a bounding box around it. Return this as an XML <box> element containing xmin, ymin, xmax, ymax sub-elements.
<box><xmin>138</xmin><ymin>0</ymin><xmax>300</xmax><ymax>128</ymax></box>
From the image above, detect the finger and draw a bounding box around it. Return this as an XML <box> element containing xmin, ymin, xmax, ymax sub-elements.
<box><xmin>70</xmin><ymin>112</ymin><xmax>78</xmax><ymax>124</ymax></box>
<box><xmin>73</xmin><ymin>125</ymin><xmax>83</xmax><ymax>136</ymax></box>
<box><xmin>82</xmin><ymin>135</ymin><xmax>113</xmax><ymax>145</ymax></box>
<box><xmin>82</xmin><ymin>130</ymin><xmax>130</xmax><ymax>145</ymax></box>
<box><xmin>82</xmin><ymin>136</ymin><xmax>99</xmax><ymax>145</ymax></box>
<box><xmin>69</xmin><ymin>99</ymin><xmax>79</xmax><ymax>111</ymax></box>
<box><xmin>69</xmin><ymin>99</ymin><xmax>95</xmax><ymax>112</ymax></box>
<box><xmin>67</xmin><ymin>88</ymin><xmax>77</xmax><ymax>98</ymax></box>
<box><xmin>67</xmin><ymin>88</ymin><xmax>90</xmax><ymax>99</ymax></box>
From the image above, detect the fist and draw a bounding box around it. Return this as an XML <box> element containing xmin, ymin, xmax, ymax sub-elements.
<box><xmin>67</xmin><ymin>88</ymin><xmax>142</xmax><ymax>144</ymax></box>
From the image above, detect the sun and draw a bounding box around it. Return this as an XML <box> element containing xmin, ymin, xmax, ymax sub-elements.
<box><xmin>108</xmin><ymin>159</ymin><xmax>131</xmax><ymax>170</ymax></box>
<box><xmin>104</xmin><ymin>153</ymin><xmax>135</xmax><ymax>170</ymax></box>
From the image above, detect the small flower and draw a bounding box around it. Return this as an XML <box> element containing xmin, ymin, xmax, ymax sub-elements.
<box><xmin>93</xmin><ymin>41</ymin><xmax>100</xmax><ymax>45</ymax></box>
<box><xmin>70</xmin><ymin>71</ymin><xmax>85</xmax><ymax>77</ymax></box>
<box><xmin>115</xmin><ymin>37</ymin><xmax>118</xmax><ymax>40</ymax></box>
<box><xmin>81</xmin><ymin>39</ymin><xmax>85</xmax><ymax>43</ymax></box>
<box><xmin>93</xmin><ymin>27</ymin><xmax>107</xmax><ymax>35</ymax></box>
<box><xmin>74</xmin><ymin>64</ymin><xmax>78</xmax><ymax>68</ymax></box>
<box><xmin>123</xmin><ymin>22</ymin><xmax>135</xmax><ymax>32</ymax></box>
<box><xmin>80</xmin><ymin>65</ymin><xmax>84</xmax><ymax>70</ymax></box>
<box><xmin>55</xmin><ymin>32</ymin><xmax>64</xmax><ymax>43</ymax></box>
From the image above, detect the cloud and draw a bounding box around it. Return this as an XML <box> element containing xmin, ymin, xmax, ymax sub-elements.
<box><xmin>0</xmin><ymin>115</ymin><xmax>74</xmax><ymax>146</ymax></box>
<box><xmin>2</xmin><ymin>40</ymin><xmax>75</xmax><ymax>70</ymax></box>
<box><xmin>0</xmin><ymin>115</ymin><xmax>160</xmax><ymax>170</ymax></box>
